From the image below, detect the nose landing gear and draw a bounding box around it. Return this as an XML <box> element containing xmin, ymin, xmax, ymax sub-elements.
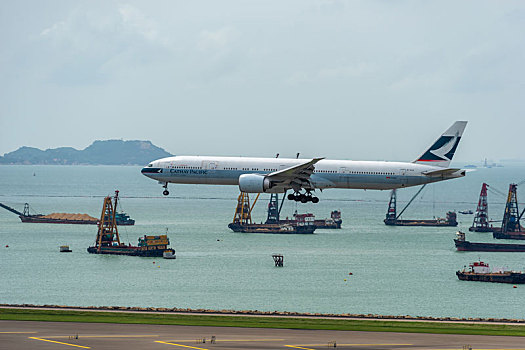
<box><xmin>287</xmin><ymin>191</ymin><xmax>319</xmax><ymax>203</ymax></box>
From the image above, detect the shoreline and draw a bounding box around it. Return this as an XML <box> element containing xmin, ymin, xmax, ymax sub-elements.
<box><xmin>2</xmin><ymin>304</ymin><xmax>524</xmax><ymax>325</ymax></box>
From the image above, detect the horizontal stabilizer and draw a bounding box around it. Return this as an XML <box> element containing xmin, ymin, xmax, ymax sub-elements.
<box><xmin>423</xmin><ymin>168</ymin><xmax>461</xmax><ymax>176</ymax></box>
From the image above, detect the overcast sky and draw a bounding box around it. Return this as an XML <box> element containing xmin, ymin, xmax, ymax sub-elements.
<box><xmin>1</xmin><ymin>1</ymin><xmax>523</xmax><ymax>163</ymax></box>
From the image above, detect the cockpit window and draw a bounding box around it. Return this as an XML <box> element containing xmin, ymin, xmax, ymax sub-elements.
<box><xmin>148</xmin><ymin>164</ymin><xmax>153</xmax><ymax>167</ymax></box>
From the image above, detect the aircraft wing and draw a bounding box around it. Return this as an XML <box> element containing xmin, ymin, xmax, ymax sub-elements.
<box><xmin>267</xmin><ymin>158</ymin><xmax>324</xmax><ymax>190</ymax></box>
<box><xmin>422</xmin><ymin>168</ymin><xmax>461</xmax><ymax>176</ymax></box>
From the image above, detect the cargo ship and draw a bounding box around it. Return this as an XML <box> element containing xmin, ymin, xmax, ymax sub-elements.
<box><xmin>1</xmin><ymin>200</ymin><xmax>135</xmax><ymax>225</ymax></box>
<box><xmin>456</xmin><ymin>261</ymin><xmax>525</xmax><ymax>284</ymax></box>
<box><xmin>87</xmin><ymin>191</ymin><xmax>174</xmax><ymax>257</ymax></box>
<box><xmin>384</xmin><ymin>189</ymin><xmax>458</xmax><ymax>226</ymax></box>
<box><xmin>454</xmin><ymin>231</ymin><xmax>525</xmax><ymax>252</ymax></box>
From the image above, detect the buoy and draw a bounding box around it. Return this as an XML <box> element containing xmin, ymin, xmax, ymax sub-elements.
<box><xmin>153</xmin><ymin>261</ymin><xmax>155</xmax><ymax>264</ymax></box>
<box><xmin>344</xmin><ymin>279</ymin><xmax>347</xmax><ymax>281</ymax></box>
<box><xmin>513</xmin><ymin>285</ymin><xmax>517</xmax><ymax>288</ymax></box>
<box><xmin>157</xmin><ymin>266</ymin><xmax>160</xmax><ymax>268</ymax></box>
<box><xmin>5</xmin><ymin>245</ymin><xmax>8</xmax><ymax>248</ymax></box>
<box><xmin>348</xmin><ymin>272</ymin><xmax>353</xmax><ymax>275</ymax></box>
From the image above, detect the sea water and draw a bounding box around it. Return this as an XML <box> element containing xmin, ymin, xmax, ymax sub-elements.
<box><xmin>0</xmin><ymin>164</ymin><xmax>524</xmax><ymax>319</ymax></box>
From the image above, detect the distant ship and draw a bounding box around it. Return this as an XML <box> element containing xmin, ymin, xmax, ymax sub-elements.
<box><xmin>458</xmin><ymin>210</ymin><xmax>473</xmax><ymax>215</ymax></box>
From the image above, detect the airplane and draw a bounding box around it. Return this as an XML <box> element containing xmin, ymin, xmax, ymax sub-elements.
<box><xmin>141</xmin><ymin>121</ymin><xmax>467</xmax><ymax>203</ymax></box>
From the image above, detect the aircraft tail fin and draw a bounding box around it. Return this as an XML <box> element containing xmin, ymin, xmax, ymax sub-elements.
<box><xmin>414</xmin><ymin>121</ymin><xmax>467</xmax><ymax>168</ymax></box>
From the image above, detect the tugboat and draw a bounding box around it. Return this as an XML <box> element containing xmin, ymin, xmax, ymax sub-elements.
<box><xmin>456</xmin><ymin>261</ymin><xmax>525</xmax><ymax>284</ymax></box>
<box><xmin>87</xmin><ymin>191</ymin><xmax>174</xmax><ymax>257</ymax></box>
<box><xmin>107</xmin><ymin>211</ymin><xmax>135</xmax><ymax>226</ymax></box>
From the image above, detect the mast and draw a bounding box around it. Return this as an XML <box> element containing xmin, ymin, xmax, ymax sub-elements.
<box><xmin>471</xmin><ymin>183</ymin><xmax>490</xmax><ymax>231</ymax></box>
<box><xmin>385</xmin><ymin>189</ymin><xmax>397</xmax><ymax>223</ymax></box>
<box><xmin>502</xmin><ymin>184</ymin><xmax>521</xmax><ymax>233</ymax></box>
<box><xmin>232</xmin><ymin>192</ymin><xmax>252</xmax><ymax>225</ymax></box>
<box><xmin>95</xmin><ymin>192</ymin><xmax>121</xmax><ymax>252</ymax></box>
<box><xmin>266</xmin><ymin>193</ymin><xmax>280</xmax><ymax>224</ymax></box>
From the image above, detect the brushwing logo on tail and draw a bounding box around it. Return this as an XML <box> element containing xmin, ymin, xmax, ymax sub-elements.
<box><xmin>418</xmin><ymin>131</ymin><xmax>461</xmax><ymax>162</ymax></box>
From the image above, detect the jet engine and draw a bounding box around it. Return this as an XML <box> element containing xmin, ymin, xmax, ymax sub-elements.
<box><xmin>238</xmin><ymin>174</ymin><xmax>272</xmax><ymax>193</ymax></box>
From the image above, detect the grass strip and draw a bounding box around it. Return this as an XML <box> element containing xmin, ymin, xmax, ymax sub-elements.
<box><xmin>1</xmin><ymin>308</ymin><xmax>525</xmax><ymax>336</ymax></box>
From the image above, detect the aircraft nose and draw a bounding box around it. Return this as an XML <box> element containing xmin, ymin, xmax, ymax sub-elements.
<box><xmin>141</xmin><ymin>167</ymin><xmax>162</xmax><ymax>176</ymax></box>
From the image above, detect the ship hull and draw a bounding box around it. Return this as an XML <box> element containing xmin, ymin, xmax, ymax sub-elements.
<box><xmin>20</xmin><ymin>216</ymin><xmax>97</xmax><ymax>225</ymax></box>
<box><xmin>384</xmin><ymin>219</ymin><xmax>457</xmax><ymax>227</ymax></box>
<box><xmin>454</xmin><ymin>239</ymin><xmax>525</xmax><ymax>252</ymax></box>
<box><xmin>468</xmin><ymin>227</ymin><xmax>495</xmax><ymax>232</ymax></box>
<box><xmin>278</xmin><ymin>219</ymin><xmax>341</xmax><ymax>229</ymax></box>
<box><xmin>493</xmin><ymin>231</ymin><xmax>525</xmax><ymax>240</ymax></box>
<box><xmin>20</xmin><ymin>216</ymin><xmax>134</xmax><ymax>225</ymax></box>
<box><xmin>228</xmin><ymin>223</ymin><xmax>316</xmax><ymax>234</ymax></box>
<box><xmin>87</xmin><ymin>246</ymin><xmax>167</xmax><ymax>257</ymax></box>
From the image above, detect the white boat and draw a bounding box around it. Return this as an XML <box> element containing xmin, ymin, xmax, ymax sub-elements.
<box><xmin>163</xmin><ymin>249</ymin><xmax>176</xmax><ymax>259</ymax></box>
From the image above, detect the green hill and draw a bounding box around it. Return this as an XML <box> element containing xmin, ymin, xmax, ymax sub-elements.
<box><xmin>0</xmin><ymin>140</ymin><xmax>172</xmax><ymax>165</ymax></box>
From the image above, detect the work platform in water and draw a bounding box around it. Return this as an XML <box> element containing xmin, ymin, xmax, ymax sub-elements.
<box><xmin>87</xmin><ymin>191</ymin><xmax>174</xmax><ymax>257</ymax></box>
<box><xmin>228</xmin><ymin>191</ymin><xmax>343</xmax><ymax>234</ymax></box>
<box><xmin>492</xmin><ymin>183</ymin><xmax>525</xmax><ymax>240</ymax></box>
<box><xmin>228</xmin><ymin>192</ymin><xmax>316</xmax><ymax>234</ymax></box>
<box><xmin>384</xmin><ymin>186</ymin><xmax>457</xmax><ymax>226</ymax></box>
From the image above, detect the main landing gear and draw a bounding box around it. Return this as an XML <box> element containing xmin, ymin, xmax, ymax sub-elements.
<box><xmin>287</xmin><ymin>191</ymin><xmax>319</xmax><ymax>204</ymax></box>
<box><xmin>162</xmin><ymin>183</ymin><xmax>169</xmax><ymax>196</ymax></box>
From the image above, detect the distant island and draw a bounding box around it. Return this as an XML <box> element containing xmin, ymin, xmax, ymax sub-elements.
<box><xmin>0</xmin><ymin>140</ymin><xmax>173</xmax><ymax>165</ymax></box>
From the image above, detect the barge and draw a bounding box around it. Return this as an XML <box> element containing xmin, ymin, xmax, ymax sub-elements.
<box><xmin>1</xmin><ymin>200</ymin><xmax>135</xmax><ymax>225</ymax></box>
<box><xmin>228</xmin><ymin>192</ymin><xmax>316</xmax><ymax>234</ymax></box>
<box><xmin>21</xmin><ymin>212</ymin><xmax>98</xmax><ymax>225</ymax></box>
<box><xmin>454</xmin><ymin>231</ymin><xmax>525</xmax><ymax>252</ymax></box>
<box><xmin>228</xmin><ymin>222</ymin><xmax>315</xmax><ymax>234</ymax></box>
<box><xmin>384</xmin><ymin>188</ymin><xmax>458</xmax><ymax>226</ymax></box>
<box><xmin>87</xmin><ymin>191</ymin><xmax>174</xmax><ymax>257</ymax></box>
<box><xmin>456</xmin><ymin>261</ymin><xmax>525</xmax><ymax>284</ymax></box>
<box><xmin>385</xmin><ymin>211</ymin><xmax>457</xmax><ymax>226</ymax></box>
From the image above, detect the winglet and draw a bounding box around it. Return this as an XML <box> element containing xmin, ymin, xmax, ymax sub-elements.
<box><xmin>414</xmin><ymin>121</ymin><xmax>467</xmax><ymax>168</ymax></box>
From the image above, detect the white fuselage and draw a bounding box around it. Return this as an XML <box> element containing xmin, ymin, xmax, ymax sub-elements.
<box><xmin>141</xmin><ymin>156</ymin><xmax>465</xmax><ymax>192</ymax></box>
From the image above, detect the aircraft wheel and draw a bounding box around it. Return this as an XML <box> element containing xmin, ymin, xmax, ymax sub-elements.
<box><xmin>288</xmin><ymin>193</ymin><xmax>296</xmax><ymax>200</ymax></box>
<box><xmin>312</xmin><ymin>197</ymin><xmax>319</xmax><ymax>204</ymax></box>
<box><xmin>163</xmin><ymin>190</ymin><xmax>169</xmax><ymax>196</ymax></box>
<box><xmin>300</xmin><ymin>195</ymin><xmax>308</xmax><ymax>203</ymax></box>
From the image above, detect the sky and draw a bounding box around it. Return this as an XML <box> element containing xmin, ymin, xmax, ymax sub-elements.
<box><xmin>1</xmin><ymin>1</ymin><xmax>524</xmax><ymax>163</ymax></box>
